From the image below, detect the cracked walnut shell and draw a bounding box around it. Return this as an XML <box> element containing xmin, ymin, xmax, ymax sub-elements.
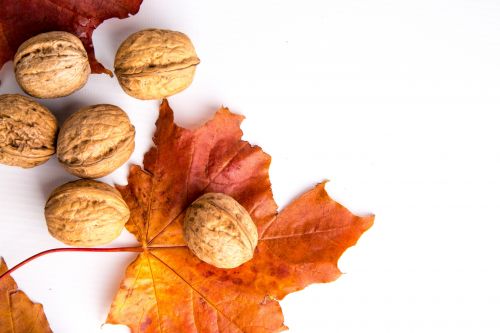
<box><xmin>57</xmin><ymin>104</ymin><xmax>135</xmax><ymax>178</ymax></box>
<box><xmin>14</xmin><ymin>31</ymin><xmax>91</xmax><ymax>99</ymax></box>
<box><xmin>114</xmin><ymin>29</ymin><xmax>200</xmax><ymax>100</ymax></box>
<box><xmin>183</xmin><ymin>193</ymin><xmax>258</xmax><ymax>269</ymax></box>
<box><xmin>45</xmin><ymin>179</ymin><xmax>130</xmax><ymax>246</ymax></box>
<box><xmin>0</xmin><ymin>94</ymin><xmax>57</xmax><ymax>168</ymax></box>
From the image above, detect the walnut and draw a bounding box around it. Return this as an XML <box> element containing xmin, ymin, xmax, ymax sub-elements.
<box><xmin>14</xmin><ymin>31</ymin><xmax>91</xmax><ymax>99</ymax></box>
<box><xmin>0</xmin><ymin>94</ymin><xmax>57</xmax><ymax>168</ymax></box>
<box><xmin>183</xmin><ymin>193</ymin><xmax>258</xmax><ymax>269</ymax></box>
<box><xmin>45</xmin><ymin>179</ymin><xmax>130</xmax><ymax>246</ymax></box>
<box><xmin>114</xmin><ymin>29</ymin><xmax>200</xmax><ymax>100</ymax></box>
<box><xmin>57</xmin><ymin>104</ymin><xmax>135</xmax><ymax>178</ymax></box>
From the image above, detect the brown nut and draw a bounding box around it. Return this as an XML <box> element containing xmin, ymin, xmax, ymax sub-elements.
<box><xmin>0</xmin><ymin>94</ymin><xmax>57</xmax><ymax>168</ymax></box>
<box><xmin>14</xmin><ymin>31</ymin><xmax>91</xmax><ymax>98</ymax></box>
<box><xmin>57</xmin><ymin>104</ymin><xmax>135</xmax><ymax>178</ymax></box>
<box><xmin>45</xmin><ymin>179</ymin><xmax>130</xmax><ymax>246</ymax></box>
<box><xmin>183</xmin><ymin>193</ymin><xmax>258</xmax><ymax>269</ymax></box>
<box><xmin>114</xmin><ymin>29</ymin><xmax>200</xmax><ymax>100</ymax></box>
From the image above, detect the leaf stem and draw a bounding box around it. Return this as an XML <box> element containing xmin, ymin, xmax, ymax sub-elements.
<box><xmin>0</xmin><ymin>246</ymin><xmax>143</xmax><ymax>282</ymax></box>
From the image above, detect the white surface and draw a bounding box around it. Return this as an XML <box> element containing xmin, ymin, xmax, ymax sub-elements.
<box><xmin>1</xmin><ymin>0</ymin><xmax>500</xmax><ymax>332</ymax></box>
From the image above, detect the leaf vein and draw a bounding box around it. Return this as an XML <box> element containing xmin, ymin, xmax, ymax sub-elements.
<box><xmin>149</xmin><ymin>252</ymin><xmax>245</xmax><ymax>333</ymax></box>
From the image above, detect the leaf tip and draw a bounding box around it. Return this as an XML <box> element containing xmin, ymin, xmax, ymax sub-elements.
<box><xmin>362</xmin><ymin>213</ymin><xmax>376</xmax><ymax>231</ymax></box>
<box><xmin>318</xmin><ymin>179</ymin><xmax>330</xmax><ymax>188</ymax></box>
<box><xmin>217</xmin><ymin>105</ymin><xmax>245</xmax><ymax>122</ymax></box>
<box><xmin>158</xmin><ymin>98</ymin><xmax>174</xmax><ymax>119</ymax></box>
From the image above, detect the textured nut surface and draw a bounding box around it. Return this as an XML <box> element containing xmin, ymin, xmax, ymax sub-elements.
<box><xmin>57</xmin><ymin>104</ymin><xmax>135</xmax><ymax>178</ymax></box>
<box><xmin>183</xmin><ymin>193</ymin><xmax>258</xmax><ymax>269</ymax></box>
<box><xmin>0</xmin><ymin>94</ymin><xmax>57</xmax><ymax>168</ymax></box>
<box><xmin>45</xmin><ymin>179</ymin><xmax>130</xmax><ymax>246</ymax></box>
<box><xmin>115</xmin><ymin>29</ymin><xmax>200</xmax><ymax>100</ymax></box>
<box><xmin>14</xmin><ymin>31</ymin><xmax>90</xmax><ymax>98</ymax></box>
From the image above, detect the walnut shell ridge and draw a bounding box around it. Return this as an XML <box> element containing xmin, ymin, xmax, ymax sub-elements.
<box><xmin>57</xmin><ymin>104</ymin><xmax>135</xmax><ymax>178</ymax></box>
<box><xmin>114</xmin><ymin>29</ymin><xmax>200</xmax><ymax>100</ymax></box>
<box><xmin>0</xmin><ymin>94</ymin><xmax>58</xmax><ymax>168</ymax></box>
<box><xmin>183</xmin><ymin>193</ymin><xmax>258</xmax><ymax>269</ymax></box>
<box><xmin>45</xmin><ymin>179</ymin><xmax>130</xmax><ymax>246</ymax></box>
<box><xmin>14</xmin><ymin>31</ymin><xmax>91</xmax><ymax>99</ymax></box>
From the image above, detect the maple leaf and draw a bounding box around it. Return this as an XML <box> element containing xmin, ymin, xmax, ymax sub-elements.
<box><xmin>0</xmin><ymin>0</ymin><xmax>143</xmax><ymax>75</ymax></box>
<box><xmin>107</xmin><ymin>100</ymin><xmax>374</xmax><ymax>332</ymax></box>
<box><xmin>0</xmin><ymin>257</ymin><xmax>52</xmax><ymax>333</ymax></box>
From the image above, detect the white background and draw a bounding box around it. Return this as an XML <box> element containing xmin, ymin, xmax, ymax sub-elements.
<box><xmin>1</xmin><ymin>0</ymin><xmax>500</xmax><ymax>332</ymax></box>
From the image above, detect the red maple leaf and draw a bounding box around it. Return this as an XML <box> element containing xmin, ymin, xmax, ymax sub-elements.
<box><xmin>107</xmin><ymin>100</ymin><xmax>374</xmax><ymax>332</ymax></box>
<box><xmin>0</xmin><ymin>0</ymin><xmax>143</xmax><ymax>75</ymax></box>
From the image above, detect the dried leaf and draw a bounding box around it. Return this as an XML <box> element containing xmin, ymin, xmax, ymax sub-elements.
<box><xmin>107</xmin><ymin>100</ymin><xmax>374</xmax><ymax>332</ymax></box>
<box><xmin>0</xmin><ymin>258</ymin><xmax>52</xmax><ymax>333</ymax></box>
<box><xmin>0</xmin><ymin>0</ymin><xmax>143</xmax><ymax>75</ymax></box>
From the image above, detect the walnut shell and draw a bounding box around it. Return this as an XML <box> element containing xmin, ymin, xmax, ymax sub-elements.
<box><xmin>183</xmin><ymin>193</ymin><xmax>258</xmax><ymax>269</ymax></box>
<box><xmin>45</xmin><ymin>179</ymin><xmax>130</xmax><ymax>246</ymax></box>
<box><xmin>0</xmin><ymin>94</ymin><xmax>57</xmax><ymax>168</ymax></box>
<box><xmin>57</xmin><ymin>104</ymin><xmax>135</xmax><ymax>178</ymax></box>
<box><xmin>114</xmin><ymin>29</ymin><xmax>200</xmax><ymax>100</ymax></box>
<box><xmin>14</xmin><ymin>31</ymin><xmax>91</xmax><ymax>99</ymax></box>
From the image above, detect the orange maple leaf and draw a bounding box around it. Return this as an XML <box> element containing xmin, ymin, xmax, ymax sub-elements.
<box><xmin>107</xmin><ymin>100</ymin><xmax>374</xmax><ymax>332</ymax></box>
<box><xmin>0</xmin><ymin>258</ymin><xmax>52</xmax><ymax>333</ymax></box>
